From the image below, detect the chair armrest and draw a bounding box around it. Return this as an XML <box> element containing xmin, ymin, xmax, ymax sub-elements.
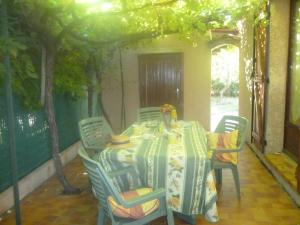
<box><xmin>210</xmin><ymin>141</ymin><xmax>247</xmax><ymax>154</ymax></box>
<box><xmin>85</xmin><ymin>146</ymin><xmax>102</xmax><ymax>152</ymax></box>
<box><xmin>211</xmin><ymin>147</ymin><xmax>240</xmax><ymax>154</ymax></box>
<box><xmin>108</xmin><ymin>166</ymin><xmax>142</xmax><ymax>189</ymax></box>
<box><xmin>122</xmin><ymin>188</ymin><xmax>166</xmax><ymax>208</ymax></box>
<box><xmin>108</xmin><ymin>166</ymin><xmax>138</xmax><ymax>178</ymax></box>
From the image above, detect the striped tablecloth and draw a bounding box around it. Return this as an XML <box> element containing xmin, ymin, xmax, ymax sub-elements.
<box><xmin>95</xmin><ymin>121</ymin><xmax>218</xmax><ymax>222</ymax></box>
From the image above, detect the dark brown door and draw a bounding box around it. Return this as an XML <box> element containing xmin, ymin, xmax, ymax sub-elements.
<box><xmin>285</xmin><ymin>0</ymin><xmax>300</xmax><ymax>158</ymax></box>
<box><xmin>285</xmin><ymin>0</ymin><xmax>300</xmax><ymax>194</ymax></box>
<box><xmin>251</xmin><ymin>5</ymin><xmax>269</xmax><ymax>153</ymax></box>
<box><xmin>138</xmin><ymin>53</ymin><xmax>183</xmax><ymax>119</ymax></box>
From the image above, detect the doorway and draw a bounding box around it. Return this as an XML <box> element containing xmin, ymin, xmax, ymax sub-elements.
<box><xmin>210</xmin><ymin>45</ymin><xmax>239</xmax><ymax>131</ymax></box>
<box><xmin>138</xmin><ymin>53</ymin><xmax>183</xmax><ymax>119</ymax></box>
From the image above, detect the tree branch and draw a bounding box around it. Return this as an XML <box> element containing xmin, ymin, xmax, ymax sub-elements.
<box><xmin>20</xmin><ymin>3</ymin><xmax>56</xmax><ymax>45</ymax></box>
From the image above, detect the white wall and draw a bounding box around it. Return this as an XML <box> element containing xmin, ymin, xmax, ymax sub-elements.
<box><xmin>102</xmin><ymin>34</ymin><xmax>252</xmax><ymax>133</ymax></box>
<box><xmin>239</xmin><ymin>19</ymin><xmax>254</xmax><ymax>142</ymax></box>
<box><xmin>103</xmin><ymin>35</ymin><xmax>212</xmax><ymax>132</ymax></box>
<box><xmin>265</xmin><ymin>0</ymin><xmax>290</xmax><ymax>153</ymax></box>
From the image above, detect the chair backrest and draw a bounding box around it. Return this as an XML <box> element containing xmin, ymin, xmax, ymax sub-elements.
<box><xmin>214</xmin><ymin>115</ymin><xmax>249</xmax><ymax>149</ymax></box>
<box><xmin>78</xmin><ymin>148</ymin><xmax>128</xmax><ymax>208</ymax></box>
<box><xmin>137</xmin><ymin>107</ymin><xmax>162</xmax><ymax>122</ymax></box>
<box><xmin>78</xmin><ymin>116</ymin><xmax>112</xmax><ymax>151</ymax></box>
<box><xmin>78</xmin><ymin>147</ymin><xmax>109</xmax><ymax>211</ymax></box>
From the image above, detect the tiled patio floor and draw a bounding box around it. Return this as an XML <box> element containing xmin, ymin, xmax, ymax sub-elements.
<box><xmin>1</xmin><ymin>146</ymin><xmax>300</xmax><ymax>225</ymax></box>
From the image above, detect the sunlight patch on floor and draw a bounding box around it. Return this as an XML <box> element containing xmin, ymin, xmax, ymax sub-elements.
<box><xmin>265</xmin><ymin>152</ymin><xmax>297</xmax><ymax>191</ymax></box>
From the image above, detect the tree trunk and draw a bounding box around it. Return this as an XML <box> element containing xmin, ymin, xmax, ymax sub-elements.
<box><xmin>87</xmin><ymin>84</ymin><xmax>93</xmax><ymax>117</ymax></box>
<box><xmin>44</xmin><ymin>44</ymin><xmax>80</xmax><ymax>194</ymax></box>
<box><xmin>86</xmin><ymin>58</ymin><xmax>94</xmax><ymax>117</ymax></box>
<box><xmin>40</xmin><ymin>46</ymin><xmax>46</xmax><ymax>106</ymax></box>
<box><xmin>119</xmin><ymin>48</ymin><xmax>126</xmax><ymax>130</ymax></box>
<box><xmin>95</xmin><ymin>71</ymin><xmax>113</xmax><ymax>131</ymax></box>
<box><xmin>97</xmin><ymin>92</ymin><xmax>113</xmax><ymax>130</ymax></box>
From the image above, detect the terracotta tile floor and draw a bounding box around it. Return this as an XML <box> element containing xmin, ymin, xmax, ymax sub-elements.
<box><xmin>265</xmin><ymin>152</ymin><xmax>298</xmax><ymax>191</ymax></box>
<box><xmin>1</xmin><ymin>146</ymin><xmax>300</xmax><ymax>225</ymax></box>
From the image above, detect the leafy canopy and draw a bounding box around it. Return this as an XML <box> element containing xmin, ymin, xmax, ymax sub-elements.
<box><xmin>73</xmin><ymin>0</ymin><xmax>267</xmax><ymax>42</ymax></box>
<box><xmin>1</xmin><ymin>0</ymin><xmax>267</xmax><ymax>109</ymax></box>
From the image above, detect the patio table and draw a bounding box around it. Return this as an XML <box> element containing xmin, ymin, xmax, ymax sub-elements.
<box><xmin>95</xmin><ymin>120</ymin><xmax>218</xmax><ymax>223</ymax></box>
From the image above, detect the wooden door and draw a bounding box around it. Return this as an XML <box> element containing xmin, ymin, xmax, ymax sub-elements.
<box><xmin>285</xmin><ymin>0</ymin><xmax>300</xmax><ymax>160</ymax></box>
<box><xmin>251</xmin><ymin>5</ymin><xmax>269</xmax><ymax>153</ymax></box>
<box><xmin>285</xmin><ymin>0</ymin><xmax>300</xmax><ymax>193</ymax></box>
<box><xmin>138</xmin><ymin>53</ymin><xmax>183</xmax><ymax>119</ymax></box>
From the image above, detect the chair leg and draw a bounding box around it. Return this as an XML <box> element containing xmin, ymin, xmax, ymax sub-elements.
<box><xmin>231</xmin><ymin>166</ymin><xmax>240</xmax><ymax>198</ymax></box>
<box><xmin>215</xmin><ymin>168</ymin><xmax>222</xmax><ymax>185</ymax></box>
<box><xmin>97</xmin><ymin>207</ymin><xmax>106</xmax><ymax>225</ymax></box>
<box><xmin>166</xmin><ymin>208</ymin><xmax>175</xmax><ymax>225</ymax></box>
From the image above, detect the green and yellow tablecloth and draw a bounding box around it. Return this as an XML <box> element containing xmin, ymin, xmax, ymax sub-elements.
<box><xmin>95</xmin><ymin>121</ymin><xmax>218</xmax><ymax>222</ymax></box>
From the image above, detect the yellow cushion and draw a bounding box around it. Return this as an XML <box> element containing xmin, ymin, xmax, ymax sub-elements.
<box><xmin>208</xmin><ymin>130</ymin><xmax>239</xmax><ymax>165</ymax></box>
<box><xmin>107</xmin><ymin>187</ymin><xmax>160</xmax><ymax>219</ymax></box>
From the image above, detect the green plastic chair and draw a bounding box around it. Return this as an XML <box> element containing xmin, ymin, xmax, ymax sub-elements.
<box><xmin>137</xmin><ymin>107</ymin><xmax>162</xmax><ymax>122</ymax></box>
<box><xmin>78</xmin><ymin>116</ymin><xmax>113</xmax><ymax>155</ymax></box>
<box><xmin>78</xmin><ymin>147</ymin><xmax>174</xmax><ymax>225</ymax></box>
<box><xmin>211</xmin><ymin>115</ymin><xmax>249</xmax><ymax>198</ymax></box>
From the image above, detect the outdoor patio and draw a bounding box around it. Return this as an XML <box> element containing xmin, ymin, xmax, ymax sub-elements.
<box><xmin>1</xmin><ymin>0</ymin><xmax>300</xmax><ymax>224</ymax></box>
<box><xmin>1</xmin><ymin>145</ymin><xmax>300</xmax><ymax>225</ymax></box>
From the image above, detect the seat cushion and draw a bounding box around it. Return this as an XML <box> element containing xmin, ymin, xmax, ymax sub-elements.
<box><xmin>208</xmin><ymin>130</ymin><xmax>238</xmax><ymax>164</ymax></box>
<box><xmin>107</xmin><ymin>187</ymin><xmax>160</xmax><ymax>219</ymax></box>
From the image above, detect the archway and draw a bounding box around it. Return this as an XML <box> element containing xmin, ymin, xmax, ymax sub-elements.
<box><xmin>210</xmin><ymin>44</ymin><xmax>239</xmax><ymax>131</ymax></box>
